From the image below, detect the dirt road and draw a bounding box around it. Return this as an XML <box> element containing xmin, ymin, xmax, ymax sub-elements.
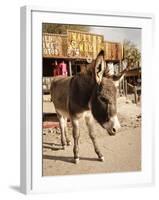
<box><xmin>42</xmin><ymin>97</ymin><xmax>141</xmax><ymax>176</ymax></box>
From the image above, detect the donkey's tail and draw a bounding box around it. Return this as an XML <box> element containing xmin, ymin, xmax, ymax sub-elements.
<box><xmin>50</xmin><ymin>77</ymin><xmax>58</xmax><ymax>102</ymax></box>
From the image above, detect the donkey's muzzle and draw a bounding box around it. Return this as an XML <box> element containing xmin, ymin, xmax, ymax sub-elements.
<box><xmin>102</xmin><ymin>115</ymin><xmax>121</xmax><ymax>135</ymax></box>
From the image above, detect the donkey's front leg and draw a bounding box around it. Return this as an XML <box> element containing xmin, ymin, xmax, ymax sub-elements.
<box><xmin>85</xmin><ymin>113</ymin><xmax>104</xmax><ymax>162</ymax></box>
<box><xmin>72</xmin><ymin>118</ymin><xmax>80</xmax><ymax>164</ymax></box>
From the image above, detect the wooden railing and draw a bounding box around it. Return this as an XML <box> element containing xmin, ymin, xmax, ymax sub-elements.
<box><xmin>125</xmin><ymin>82</ymin><xmax>139</xmax><ymax>104</ymax></box>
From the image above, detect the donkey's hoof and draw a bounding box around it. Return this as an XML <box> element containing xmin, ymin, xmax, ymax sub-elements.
<box><xmin>74</xmin><ymin>158</ymin><xmax>79</xmax><ymax>164</ymax></box>
<box><xmin>99</xmin><ymin>156</ymin><xmax>104</xmax><ymax>162</ymax></box>
<box><xmin>67</xmin><ymin>141</ymin><xmax>71</xmax><ymax>146</ymax></box>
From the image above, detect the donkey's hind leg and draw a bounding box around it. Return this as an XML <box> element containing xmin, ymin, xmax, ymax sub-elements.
<box><xmin>57</xmin><ymin>113</ymin><xmax>66</xmax><ymax>149</ymax></box>
<box><xmin>72</xmin><ymin>118</ymin><xmax>80</xmax><ymax>164</ymax></box>
<box><xmin>64</xmin><ymin>117</ymin><xmax>71</xmax><ymax>146</ymax></box>
<box><xmin>85</xmin><ymin>112</ymin><xmax>104</xmax><ymax>162</ymax></box>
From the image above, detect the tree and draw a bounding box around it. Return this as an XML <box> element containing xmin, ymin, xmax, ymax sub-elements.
<box><xmin>123</xmin><ymin>40</ymin><xmax>141</xmax><ymax>68</ymax></box>
<box><xmin>43</xmin><ymin>23</ymin><xmax>90</xmax><ymax>34</ymax></box>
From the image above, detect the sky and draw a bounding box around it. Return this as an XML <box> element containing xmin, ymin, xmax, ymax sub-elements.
<box><xmin>90</xmin><ymin>26</ymin><xmax>141</xmax><ymax>50</ymax></box>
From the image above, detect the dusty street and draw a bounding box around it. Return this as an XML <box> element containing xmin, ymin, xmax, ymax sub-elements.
<box><xmin>42</xmin><ymin>96</ymin><xmax>141</xmax><ymax>176</ymax></box>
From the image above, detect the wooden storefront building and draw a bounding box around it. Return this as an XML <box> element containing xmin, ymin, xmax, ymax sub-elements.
<box><xmin>42</xmin><ymin>30</ymin><xmax>125</xmax><ymax>95</ymax></box>
<box><xmin>42</xmin><ymin>30</ymin><xmax>123</xmax><ymax>78</ymax></box>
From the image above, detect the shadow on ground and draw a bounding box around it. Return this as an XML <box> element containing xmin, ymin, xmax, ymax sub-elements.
<box><xmin>43</xmin><ymin>154</ymin><xmax>99</xmax><ymax>164</ymax></box>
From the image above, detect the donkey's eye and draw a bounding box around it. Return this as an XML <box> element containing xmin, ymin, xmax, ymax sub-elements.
<box><xmin>100</xmin><ymin>97</ymin><xmax>107</xmax><ymax>102</ymax></box>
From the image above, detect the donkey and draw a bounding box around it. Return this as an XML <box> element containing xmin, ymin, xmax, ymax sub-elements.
<box><xmin>50</xmin><ymin>50</ymin><xmax>126</xmax><ymax>164</ymax></box>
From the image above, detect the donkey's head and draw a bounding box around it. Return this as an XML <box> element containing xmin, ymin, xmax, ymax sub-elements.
<box><xmin>90</xmin><ymin>50</ymin><xmax>125</xmax><ymax>136</ymax></box>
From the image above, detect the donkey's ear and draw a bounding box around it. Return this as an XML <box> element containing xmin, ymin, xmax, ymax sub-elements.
<box><xmin>94</xmin><ymin>50</ymin><xmax>105</xmax><ymax>85</ymax></box>
<box><xmin>112</xmin><ymin>69</ymin><xmax>127</xmax><ymax>87</ymax></box>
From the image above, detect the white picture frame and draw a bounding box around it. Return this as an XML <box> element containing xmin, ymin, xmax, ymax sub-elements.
<box><xmin>20</xmin><ymin>6</ymin><xmax>154</xmax><ymax>194</ymax></box>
